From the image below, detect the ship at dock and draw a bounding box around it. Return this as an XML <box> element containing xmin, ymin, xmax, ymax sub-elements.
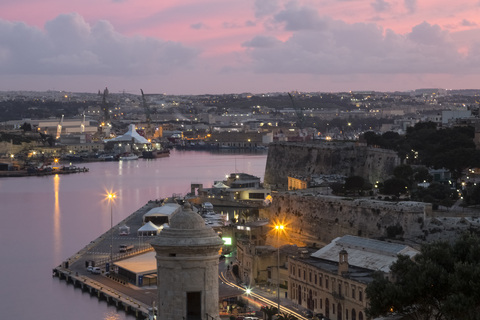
<box><xmin>188</xmin><ymin>172</ymin><xmax>271</xmax><ymax>208</ymax></box>
<box><xmin>142</xmin><ymin>148</ymin><xmax>169</xmax><ymax>159</ymax></box>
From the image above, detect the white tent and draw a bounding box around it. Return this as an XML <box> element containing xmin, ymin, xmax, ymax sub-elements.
<box><xmin>213</xmin><ymin>182</ymin><xmax>230</xmax><ymax>189</ymax></box>
<box><xmin>137</xmin><ymin>221</ymin><xmax>161</xmax><ymax>236</ymax></box>
<box><xmin>108</xmin><ymin>124</ymin><xmax>150</xmax><ymax>144</ymax></box>
<box><xmin>143</xmin><ymin>203</ymin><xmax>181</xmax><ymax>225</ymax></box>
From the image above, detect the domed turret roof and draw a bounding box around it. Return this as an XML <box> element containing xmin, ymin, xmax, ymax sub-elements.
<box><xmin>169</xmin><ymin>202</ymin><xmax>205</xmax><ymax>230</ymax></box>
<box><xmin>150</xmin><ymin>202</ymin><xmax>224</xmax><ymax>248</ymax></box>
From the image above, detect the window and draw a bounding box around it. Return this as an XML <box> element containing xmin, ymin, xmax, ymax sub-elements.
<box><xmin>249</xmin><ymin>192</ymin><xmax>264</xmax><ymax>199</ymax></box>
<box><xmin>298</xmin><ymin>269</ymin><xmax>301</xmax><ymax>277</ymax></box>
<box><xmin>320</xmin><ymin>298</ymin><xmax>322</xmax><ymax>309</ymax></box>
<box><xmin>315</xmin><ymin>274</ymin><xmax>317</xmax><ymax>285</ymax></box>
<box><xmin>319</xmin><ymin>275</ymin><xmax>323</xmax><ymax>287</ymax></box>
<box><xmin>338</xmin><ymin>283</ymin><xmax>342</xmax><ymax>295</ymax></box>
<box><xmin>359</xmin><ymin>290</ymin><xmax>363</xmax><ymax>302</ymax></box>
<box><xmin>292</xmin><ymin>266</ymin><xmax>295</xmax><ymax>275</ymax></box>
<box><xmin>346</xmin><ymin>309</ymin><xmax>349</xmax><ymax>320</ymax></box>
<box><xmin>359</xmin><ymin>312</ymin><xmax>364</xmax><ymax>320</ymax></box>
<box><xmin>333</xmin><ymin>303</ymin><xmax>335</xmax><ymax>314</ymax></box>
<box><xmin>325</xmin><ymin>278</ymin><xmax>329</xmax><ymax>289</ymax></box>
<box><xmin>345</xmin><ymin>283</ymin><xmax>349</xmax><ymax>297</ymax></box>
<box><xmin>309</xmin><ymin>272</ymin><xmax>312</xmax><ymax>282</ymax></box>
<box><xmin>352</xmin><ymin>287</ymin><xmax>355</xmax><ymax>299</ymax></box>
<box><xmin>304</xmin><ymin>270</ymin><xmax>306</xmax><ymax>280</ymax></box>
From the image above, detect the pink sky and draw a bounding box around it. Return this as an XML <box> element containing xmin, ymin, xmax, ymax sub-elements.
<box><xmin>1</xmin><ymin>0</ymin><xmax>480</xmax><ymax>94</ymax></box>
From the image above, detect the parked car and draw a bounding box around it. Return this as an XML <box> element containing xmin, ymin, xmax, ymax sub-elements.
<box><xmin>87</xmin><ymin>266</ymin><xmax>93</xmax><ymax>272</ymax></box>
<box><xmin>91</xmin><ymin>267</ymin><xmax>101</xmax><ymax>274</ymax></box>
<box><xmin>303</xmin><ymin>310</ymin><xmax>313</xmax><ymax>318</ymax></box>
<box><xmin>119</xmin><ymin>244</ymin><xmax>134</xmax><ymax>253</ymax></box>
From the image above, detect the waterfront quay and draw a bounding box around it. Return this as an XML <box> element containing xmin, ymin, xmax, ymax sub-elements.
<box><xmin>0</xmin><ymin>166</ymin><xmax>89</xmax><ymax>177</ymax></box>
<box><xmin>53</xmin><ymin>201</ymin><xmax>160</xmax><ymax>319</ymax></box>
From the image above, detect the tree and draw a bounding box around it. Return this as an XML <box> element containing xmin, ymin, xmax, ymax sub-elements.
<box><xmin>382</xmin><ymin>177</ymin><xmax>410</xmax><ymax>195</ymax></box>
<box><xmin>413</xmin><ymin>167</ymin><xmax>432</xmax><ymax>183</ymax></box>
<box><xmin>261</xmin><ymin>306</ymin><xmax>279</xmax><ymax>320</ymax></box>
<box><xmin>329</xmin><ymin>182</ymin><xmax>345</xmax><ymax>195</ymax></box>
<box><xmin>366</xmin><ymin>232</ymin><xmax>480</xmax><ymax>320</ymax></box>
<box><xmin>345</xmin><ymin>176</ymin><xmax>365</xmax><ymax>192</ymax></box>
<box><xmin>394</xmin><ymin>165</ymin><xmax>414</xmax><ymax>182</ymax></box>
<box><xmin>20</xmin><ymin>122</ymin><xmax>32</xmax><ymax>132</ymax></box>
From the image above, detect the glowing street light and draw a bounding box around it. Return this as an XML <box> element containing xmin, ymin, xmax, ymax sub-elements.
<box><xmin>274</xmin><ymin>224</ymin><xmax>285</xmax><ymax>313</ymax></box>
<box><xmin>107</xmin><ymin>192</ymin><xmax>117</xmax><ymax>273</ymax></box>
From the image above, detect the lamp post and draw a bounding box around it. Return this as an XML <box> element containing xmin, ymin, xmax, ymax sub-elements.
<box><xmin>107</xmin><ymin>192</ymin><xmax>116</xmax><ymax>272</ymax></box>
<box><xmin>275</xmin><ymin>224</ymin><xmax>284</xmax><ymax>314</ymax></box>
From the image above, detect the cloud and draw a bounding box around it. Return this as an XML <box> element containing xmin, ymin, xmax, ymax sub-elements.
<box><xmin>190</xmin><ymin>22</ymin><xmax>209</xmax><ymax>30</ymax></box>
<box><xmin>0</xmin><ymin>13</ymin><xmax>198</xmax><ymax>76</ymax></box>
<box><xmin>245</xmin><ymin>20</ymin><xmax>256</xmax><ymax>27</ymax></box>
<box><xmin>223</xmin><ymin>22</ymin><xmax>241</xmax><ymax>29</ymax></box>
<box><xmin>242</xmin><ymin>36</ymin><xmax>282</xmax><ymax>48</ymax></box>
<box><xmin>243</xmin><ymin>15</ymin><xmax>477</xmax><ymax>76</ymax></box>
<box><xmin>254</xmin><ymin>0</ymin><xmax>281</xmax><ymax>18</ymax></box>
<box><xmin>370</xmin><ymin>16</ymin><xmax>385</xmax><ymax>22</ymax></box>
<box><xmin>460</xmin><ymin>19</ymin><xmax>477</xmax><ymax>27</ymax></box>
<box><xmin>273</xmin><ymin>5</ymin><xmax>327</xmax><ymax>31</ymax></box>
<box><xmin>408</xmin><ymin>21</ymin><xmax>448</xmax><ymax>45</ymax></box>
<box><xmin>443</xmin><ymin>24</ymin><xmax>457</xmax><ymax>30</ymax></box>
<box><xmin>371</xmin><ymin>0</ymin><xmax>391</xmax><ymax>13</ymax></box>
<box><xmin>404</xmin><ymin>0</ymin><xmax>417</xmax><ymax>14</ymax></box>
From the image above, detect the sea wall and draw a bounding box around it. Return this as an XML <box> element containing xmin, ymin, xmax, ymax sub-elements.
<box><xmin>263</xmin><ymin>192</ymin><xmax>429</xmax><ymax>245</ymax></box>
<box><xmin>264</xmin><ymin>141</ymin><xmax>400</xmax><ymax>191</ymax></box>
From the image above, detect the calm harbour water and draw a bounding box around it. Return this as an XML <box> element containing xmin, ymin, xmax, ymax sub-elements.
<box><xmin>0</xmin><ymin>149</ymin><xmax>267</xmax><ymax>320</ymax></box>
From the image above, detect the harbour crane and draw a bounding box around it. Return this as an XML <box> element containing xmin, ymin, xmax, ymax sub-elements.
<box><xmin>141</xmin><ymin>89</ymin><xmax>153</xmax><ymax>139</ymax></box>
<box><xmin>56</xmin><ymin>115</ymin><xmax>64</xmax><ymax>139</ymax></box>
<box><xmin>288</xmin><ymin>92</ymin><xmax>305</xmax><ymax>129</ymax></box>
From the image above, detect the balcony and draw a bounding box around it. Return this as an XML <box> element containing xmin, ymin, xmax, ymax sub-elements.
<box><xmin>332</xmin><ymin>291</ymin><xmax>345</xmax><ymax>300</ymax></box>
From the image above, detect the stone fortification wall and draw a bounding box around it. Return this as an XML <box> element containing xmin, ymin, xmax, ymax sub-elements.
<box><xmin>0</xmin><ymin>141</ymin><xmax>37</xmax><ymax>155</ymax></box>
<box><xmin>264</xmin><ymin>193</ymin><xmax>429</xmax><ymax>245</ymax></box>
<box><xmin>264</xmin><ymin>142</ymin><xmax>400</xmax><ymax>191</ymax></box>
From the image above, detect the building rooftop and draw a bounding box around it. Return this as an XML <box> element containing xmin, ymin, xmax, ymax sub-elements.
<box><xmin>310</xmin><ymin>235</ymin><xmax>419</xmax><ymax>273</ymax></box>
<box><xmin>114</xmin><ymin>251</ymin><xmax>156</xmax><ymax>274</ymax></box>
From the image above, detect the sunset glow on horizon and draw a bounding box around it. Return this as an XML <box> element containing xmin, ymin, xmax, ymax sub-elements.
<box><xmin>1</xmin><ymin>0</ymin><xmax>480</xmax><ymax>94</ymax></box>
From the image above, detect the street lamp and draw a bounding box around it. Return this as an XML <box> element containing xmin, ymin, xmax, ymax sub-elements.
<box><xmin>107</xmin><ymin>192</ymin><xmax>116</xmax><ymax>273</ymax></box>
<box><xmin>275</xmin><ymin>224</ymin><xmax>284</xmax><ymax>314</ymax></box>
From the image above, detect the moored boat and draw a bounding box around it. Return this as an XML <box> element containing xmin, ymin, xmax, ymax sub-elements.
<box><xmin>118</xmin><ymin>153</ymin><xmax>139</xmax><ymax>161</ymax></box>
<box><xmin>142</xmin><ymin>149</ymin><xmax>170</xmax><ymax>159</ymax></box>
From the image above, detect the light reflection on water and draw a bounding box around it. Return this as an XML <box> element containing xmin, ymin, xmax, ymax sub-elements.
<box><xmin>53</xmin><ymin>174</ymin><xmax>61</xmax><ymax>265</ymax></box>
<box><xmin>0</xmin><ymin>149</ymin><xmax>266</xmax><ymax>320</ymax></box>
<box><xmin>103</xmin><ymin>310</ymin><xmax>123</xmax><ymax>320</ymax></box>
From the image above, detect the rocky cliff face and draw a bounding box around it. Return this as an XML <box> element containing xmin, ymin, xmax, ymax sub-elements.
<box><xmin>263</xmin><ymin>193</ymin><xmax>429</xmax><ymax>246</ymax></box>
<box><xmin>264</xmin><ymin>141</ymin><xmax>400</xmax><ymax>191</ymax></box>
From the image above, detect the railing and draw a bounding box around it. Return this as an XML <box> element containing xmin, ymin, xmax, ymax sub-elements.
<box><xmin>206</xmin><ymin>313</ymin><xmax>216</xmax><ymax>320</ymax></box>
<box><xmin>94</xmin><ymin>244</ymin><xmax>153</xmax><ymax>265</ymax></box>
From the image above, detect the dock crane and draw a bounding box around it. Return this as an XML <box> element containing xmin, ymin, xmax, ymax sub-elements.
<box><xmin>141</xmin><ymin>89</ymin><xmax>153</xmax><ymax>140</ymax></box>
<box><xmin>288</xmin><ymin>92</ymin><xmax>305</xmax><ymax>129</ymax></box>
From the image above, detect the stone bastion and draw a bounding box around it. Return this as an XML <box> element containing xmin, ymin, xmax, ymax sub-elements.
<box><xmin>264</xmin><ymin>141</ymin><xmax>400</xmax><ymax>191</ymax></box>
<box><xmin>262</xmin><ymin>193</ymin><xmax>431</xmax><ymax>246</ymax></box>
